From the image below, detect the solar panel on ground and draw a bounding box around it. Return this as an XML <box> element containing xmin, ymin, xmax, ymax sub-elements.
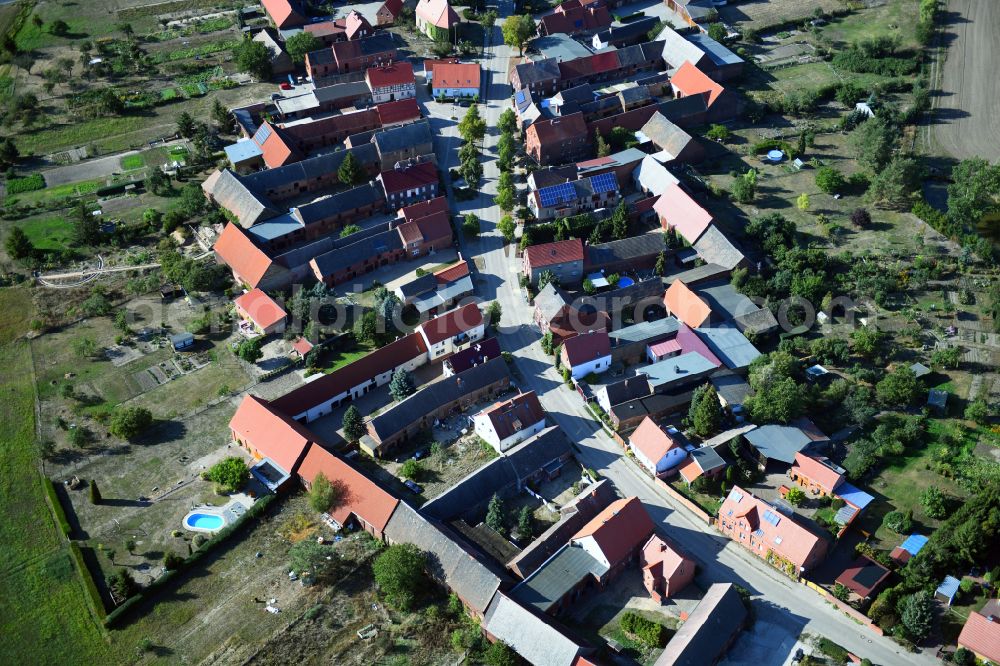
<box><xmin>590</xmin><ymin>171</ymin><xmax>618</xmax><ymax>194</ymax></box>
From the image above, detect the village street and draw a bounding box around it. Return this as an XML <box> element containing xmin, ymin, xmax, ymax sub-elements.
<box><xmin>418</xmin><ymin>4</ymin><xmax>941</xmax><ymax>665</ymax></box>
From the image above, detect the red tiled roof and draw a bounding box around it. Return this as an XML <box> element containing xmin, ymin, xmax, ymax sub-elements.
<box><xmin>835</xmin><ymin>556</ymin><xmax>891</xmax><ymax>597</ymax></box>
<box><xmin>791</xmin><ymin>452</ymin><xmax>844</xmax><ymax>494</ymax></box>
<box><xmin>399</xmin><ymin>195</ymin><xmax>449</xmax><ymax>222</ymax></box>
<box><xmin>376</xmin><ymin>98</ymin><xmax>421</xmax><ymax>126</ymax></box>
<box><xmin>213</xmin><ymin>223</ymin><xmax>274</xmax><ymax>289</ymax></box>
<box><xmin>417</xmin><ymin>0</ymin><xmax>460</xmax><ymax>29</ymax></box>
<box><xmin>379</xmin><ymin>161</ymin><xmax>438</xmax><ymax>194</ymax></box>
<box><xmin>434</xmin><ymin>259</ymin><xmax>470</xmax><ymax>284</ymax></box>
<box><xmin>380</xmin><ymin>0</ymin><xmax>403</xmax><ymax>18</ymax></box>
<box><xmin>432</xmin><ymin>62</ymin><xmax>481</xmax><ymax>89</ymax></box>
<box><xmin>958</xmin><ymin>611</ymin><xmax>1000</xmax><ymax>663</ymax></box>
<box><xmin>255</xmin><ymin>121</ymin><xmax>300</xmax><ymax>168</ymax></box>
<box><xmin>396</xmin><ymin>210</ymin><xmax>451</xmax><ymax>247</ymax></box>
<box><xmin>262</xmin><ymin>0</ymin><xmax>306</xmax><ymax>28</ymax></box>
<box><xmin>291</xmin><ymin>337</ymin><xmax>313</xmax><ymax>355</ymax></box>
<box><xmin>284</xmin><ymin>109</ymin><xmax>379</xmax><ymax>144</ymax></box>
<box><xmin>420</xmin><ymin>302</ymin><xmax>483</xmax><ymax>345</ymax></box>
<box><xmin>541</xmin><ymin>3</ymin><xmax>611</xmax><ymax>35</ymax></box>
<box><xmin>562</xmin><ymin>330</ymin><xmax>611</xmax><ymax>367</ymax></box>
<box><xmin>671</xmin><ymin>60</ymin><xmax>724</xmax><ymax>106</ymax></box>
<box><xmin>524</xmin><ymin>238</ymin><xmax>585</xmax><ymax>270</ymax></box>
<box><xmin>423</xmin><ymin>57</ymin><xmax>459</xmax><ymax>75</ymax></box>
<box><xmin>230</xmin><ymin>395</ymin><xmax>313</xmax><ymax>474</ymax></box>
<box><xmin>573</xmin><ymin>496</ymin><xmax>655</xmax><ymax>568</ymax></box>
<box><xmin>648</xmin><ymin>338</ymin><xmax>682</xmax><ymax>358</ymax></box>
<box><xmin>303</xmin><ymin>20</ymin><xmax>342</xmax><ymax>38</ymax></box>
<box><xmin>719</xmin><ymin>486</ymin><xmax>826</xmax><ymax>569</ymax></box>
<box><xmin>664</xmin><ymin>279</ymin><xmax>711</xmax><ymax>328</ymax></box>
<box><xmin>629</xmin><ymin>417</ymin><xmax>684</xmax><ymax>465</ymax></box>
<box><xmin>480</xmin><ymin>391</ymin><xmax>545</xmax><ymax>440</ymax></box>
<box><xmin>642</xmin><ymin>534</ymin><xmax>690</xmax><ymax>581</ymax></box>
<box><xmin>527</xmin><ymin>112</ymin><xmax>589</xmax><ymax>148</ymax></box>
<box><xmin>367</xmin><ymin>62</ymin><xmax>415</xmax><ymax>89</ymax></box>
<box><xmin>234</xmin><ymin>288</ymin><xmax>287</xmax><ymax>330</ymax></box>
<box><xmin>589</xmin><ymin>51</ymin><xmax>620</xmax><ymax>74</ymax></box>
<box><xmin>653</xmin><ymin>183</ymin><xmax>713</xmax><ymax>244</ymax></box>
<box><xmin>344</xmin><ymin>10</ymin><xmax>372</xmax><ymax>39</ymax></box>
<box><xmin>297</xmin><ymin>444</ymin><xmax>399</xmax><ymax>532</ymax></box>
<box><xmin>271</xmin><ymin>332</ymin><xmax>428</xmax><ymax>417</ymax></box>
<box><xmin>678</xmin><ymin>456</ymin><xmax>704</xmax><ymax>483</ymax></box>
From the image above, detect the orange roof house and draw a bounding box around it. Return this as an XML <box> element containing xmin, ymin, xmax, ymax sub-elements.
<box><xmin>671</xmin><ymin>60</ymin><xmax>724</xmax><ymax>106</ymax></box>
<box><xmin>573</xmin><ymin>496</ymin><xmax>655</xmax><ymax>570</ymax></box>
<box><xmin>628</xmin><ymin>416</ymin><xmax>688</xmax><ymax>476</ymax></box>
<box><xmin>434</xmin><ymin>258</ymin><xmax>470</xmax><ymax>284</ymax></box>
<box><xmin>416</xmin><ymin>0</ymin><xmax>460</xmax><ymax>34</ymax></box>
<box><xmin>229</xmin><ymin>395</ymin><xmax>314</xmax><ymax>475</ymax></box>
<box><xmin>958</xmin><ymin>603</ymin><xmax>1000</xmax><ymax>665</ymax></box>
<box><xmin>366</xmin><ymin>62</ymin><xmax>416</xmax><ymax>90</ymax></box>
<box><xmin>398</xmin><ymin>195</ymin><xmax>449</xmax><ymax>222</ymax></box>
<box><xmin>664</xmin><ymin>279</ymin><xmax>712</xmax><ymax>328</ymax></box>
<box><xmin>790</xmin><ymin>452</ymin><xmax>845</xmax><ymax>497</ymax></box>
<box><xmin>234</xmin><ymin>288</ymin><xmax>287</xmax><ymax>335</ymax></box>
<box><xmin>718</xmin><ymin>486</ymin><xmax>829</xmax><ymax>573</ymax></box>
<box><xmin>653</xmin><ymin>182</ymin><xmax>713</xmax><ymax>245</ymax></box>
<box><xmin>641</xmin><ymin>534</ymin><xmax>694</xmax><ymax>602</ymax></box>
<box><xmin>261</xmin><ymin>0</ymin><xmax>307</xmax><ymax>28</ymax></box>
<box><xmin>522</xmin><ymin>238</ymin><xmax>585</xmax><ymax>285</ymax></box>
<box><xmin>297</xmin><ymin>444</ymin><xmax>399</xmax><ymax>538</ymax></box>
<box><xmin>432</xmin><ymin>62</ymin><xmax>481</xmax><ymax>95</ymax></box>
<box><xmin>213</xmin><ymin>222</ymin><xmax>289</xmax><ymax>291</ymax></box>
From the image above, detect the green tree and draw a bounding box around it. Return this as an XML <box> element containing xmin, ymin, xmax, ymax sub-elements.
<box><xmin>946</xmin><ymin>157</ymin><xmax>1000</xmax><ymax>228</ymax></box>
<box><xmin>211</xmin><ymin>98</ymin><xmax>231</xmax><ymax>131</ymax></box>
<box><xmin>89</xmin><ymin>479</ymin><xmax>101</xmax><ymax>504</ymax></box>
<box><xmin>707</xmin><ymin>22</ymin><xmax>727</xmax><ymax>42</ymax></box>
<box><xmin>289</xmin><ymin>539</ymin><xmax>340</xmax><ymax>580</ymax></box>
<box><xmin>73</xmin><ymin>336</ymin><xmax>97</xmax><ymax>358</ymax></box>
<box><xmin>486</xmin><ymin>494</ymin><xmax>504</xmax><ymax>532</ymax></box>
<box><xmin>964</xmin><ymin>399</ymin><xmax>989</xmax><ymax>424</ymax></box>
<box><xmin>482</xmin><ymin>9</ymin><xmax>498</xmax><ymax>30</ymax></box>
<box><xmin>517</xmin><ymin>505</ymin><xmax>532</xmax><ymax>538</ymax></box>
<box><xmin>732</xmin><ymin>174</ymin><xmax>755</xmax><ymax>203</ymax></box>
<box><xmin>746</xmin><ymin>376</ymin><xmax>804</xmax><ymax>423</ymax></box>
<box><xmin>342</xmin><ymin>405</ymin><xmax>365</xmax><ymax>442</ymax></box>
<box><xmin>497</xmin><ymin>108</ymin><xmax>517</xmax><ymax>135</ymax></box>
<box><xmin>233</xmin><ymin>38</ymin><xmax>272</xmax><ymax>80</ymax></box>
<box><xmin>494</xmin><ymin>185</ymin><xmax>515</xmax><ymax>212</ymax></box>
<box><xmin>484</xmin><ymin>640</ymin><xmax>518</xmax><ymax>666</ymax></box>
<box><xmin>611</xmin><ymin>199</ymin><xmax>629</xmax><ymax>239</ymax></box>
<box><xmin>931</xmin><ymin>346</ymin><xmax>961</xmax><ymax>369</ymax></box>
<box><xmin>176</xmin><ymin>111</ymin><xmax>196</xmax><ymax>138</ymax></box>
<box><xmin>866</xmin><ymin>156</ymin><xmax>922</xmax><ymax>209</ymax></box>
<box><xmin>849</xmin><ymin>116</ymin><xmax>895</xmax><ymax>173</ymax></box>
<box><xmin>796</xmin><ymin>192</ymin><xmax>810</xmax><ymax>211</ymax></box>
<box><xmin>353</xmin><ymin>309</ymin><xmax>378</xmax><ymax>343</ymax></box>
<box><xmin>337</xmin><ymin>150</ymin><xmax>365</xmax><ymax>186</ymax></box>
<box><xmin>106</xmin><ymin>568</ymin><xmax>137</xmax><ymax>600</ymax></box>
<box><xmin>875</xmin><ymin>366</ymin><xmax>920</xmax><ymax>407</ymax></box>
<box><xmin>458</xmin><ymin>103</ymin><xmax>486</xmax><ymax>142</ymax></box>
<box><xmin>851</xmin><ymin>326</ymin><xmax>884</xmax><ymax>358</ymax></box>
<box><xmin>72</xmin><ymin>203</ymin><xmax>101</xmax><ymax>245</ymax></box>
<box><xmin>0</xmin><ymin>137</ymin><xmax>20</xmax><ymax>167</ymax></box>
<box><xmin>537</xmin><ymin>270</ymin><xmax>558</xmax><ymax>291</ymax></box>
<box><xmin>309</xmin><ymin>471</ymin><xmax>344</xmax><ymax>513</ymax></box>
<box><xmin>235</xmin><ymin>337</ymin><xmax>264</xmax><ymax>364</ymax></box>
<box><xmin>460</xmin><ymin>152</ymin><xmax>482</xmax><ymax>187</ymax></box>
<box><xmin>206</xmin><ymin>457</ymin><xmax>248</xmax><ymax>492</ymax></box>
<box><xmin>882</xmin><ymin>509</ymin><xmax>912</xmax><ymax>533</ymax></box>
<box><xmin>785</xmin><ymin>486</ymin><xmax>806</xmax><ymax>506</ymax></box>
<box><xmin>899</xmin><ymin>591</ymin><xmax>933</xmax><ymax>641</ymax></box>
<box><xmin>920</xmin><ymin>485</ymin><xmax>947</xmax><ymax>519</ymax></box>
<box><xmin>501</xmin><ymin>14</ymin><xmax>536</xmax><ymax>55</ymax></box>
<box><xmin>832</xmin><ymin>582</ymin><xmax>850</xmax><ymax>601</ymax></box>
<box><xmin>400</xmin><ymin>458</ymin><xmax>423</xmax><ymax>480</ymax></box>
<box><xmin>109</xmin><ymin>406</ymin><xmax>153</xmax><ymax>440</ymax></box>
<box><xmin>389</xmin><ymin>368</ymin><xmax>415</xmax><ymax>401</ymax></box>
<box><xmin>688</xmin><ymin>384</ymin><xmax>722</xmax><ymax>438</ymax></box>
<box><xmin>5</xmin><ymin>227</ymin><xmax>33</xmax><ymax>260</ymax></box>
<box><xmin>146</xmin><ymin>168</ymin><xmax>170</xmax><ymax>195</ymax></box>
<box><xmin>595</xmin><ymin>130</ymin><xmax>610</xmax><ymax>158</ymax></box>
<box><xmin>706</xmin><ymin>124</ymin><xmax>730</xmax><ymax>142</ymax></box>
<box><xmin>497</xmin><ymin>132</ymin><xmax>515</xmax><ymax>170</ymax></box>
<box><xmin>815</xmin><ymin>166</ymin><xmax>846</xmax><ymax>194</ymax></box>
<box><xmin>654</xmin><ymin>250</ymin><xmax>667</xmax><ymax>276</ymax></box>
<box><xmin>372</xmin><ymin>543</ymin><xmax>426</xmax><ymax>610</ymax></box>
<box><xmin>284</xmin><ymin>31</ymin><xmax>322</xmax><ymax>63</ymax></box>
<box><xmin>462</xmin><ymin>213</ymin><xmax>481</xmax><ymax>237</ymax></box>
<box><xmin>498</xmin><ymin>215</ymin><xmax>516</xmax><ymax>243</ymax></box>
<box><xmin>49</xmin><ymin>19</ymin><xmax>69</xmax><ymax>36</ymax></box>
<box><xmin>485</xmin><ymin>301</ymin><xmax>502</xmax><ymax>328</ymax></box>
<box><xmin>340</xmin><ymin>224</ymin><xmax>362</xmax><ymax>237</ymax></box>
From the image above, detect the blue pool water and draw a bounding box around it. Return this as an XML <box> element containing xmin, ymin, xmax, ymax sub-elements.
<box><xmin>187</xmin><ymin>513</ymin><xmax>224</xmax><ymax>530</ymax></box>
<box><xmin>617</xmin><ymin>277</ymin><xmax>635</xmax><ymax>287</ymax></box>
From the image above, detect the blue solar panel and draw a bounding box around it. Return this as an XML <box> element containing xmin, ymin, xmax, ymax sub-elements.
<box><xmin>762</xmin><ymin>510</ymin><xmax>781</xmax><ymax>526</ymax></box>
<box><xmin>590</xmin><ymin>172</ymin><xmax>618</xmax><ymax>195</ymax></box>
<box><xmin>538</xmin><ymin>181</ymin><xmax>578</xmax><ymax>208</ymax></box>
<box><xmin>254</xmin><ymin>123</ymin><xmax>272</xmax><ymax>143</ymax></box>
<box><xmin>515</xmin><ymin>90</ymin><xmax>525</xmax><ymax>105</ymax></box>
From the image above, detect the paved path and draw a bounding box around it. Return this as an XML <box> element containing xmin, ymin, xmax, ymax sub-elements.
<box><xmin>441</xmin><ymin>6</ymin><xmax>937</xmax><ymax>665</ymax></box>
<box><xmin>41</xmin><ymin>151</ymin><xmax>141</xmax><ymax>187</ymax></box>
<box><xmin>932</xmin><ymin>0</ymin><xmax>1000</xmax><ymax>161</ymax></box>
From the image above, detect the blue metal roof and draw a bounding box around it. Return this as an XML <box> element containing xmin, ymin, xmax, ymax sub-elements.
<box><xmin>936</xmin><ymin>575</ymin><xmax>961</xmax><ymax>602</ymax></box>
<box><xmin>836</xmin><ymin>481</ymin><xmax>874</xmax><ymax>510</ymax></box>
<box><xmin>900</xmin><ymin>534</ymin><xmax>929</xmax><ymax>556</ymax></box>
<box><xmin>687</xmin><ymin>32</ymin><xmax>745</xmax><ymax>66</ymax></box>
<box><xmin>224</xmin><ymin>139</ymin><xmax>263</xmax><ymax>163</ymax></box>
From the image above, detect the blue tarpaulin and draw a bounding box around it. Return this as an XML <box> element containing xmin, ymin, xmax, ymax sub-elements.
<box><xmin>899</xmin><ymin>534</ymin><xmax>928</xmax><ymax>557</ymax></box>
<box><xmin>836</xmin><ymin>481</ymin><xmax>874</xmax><ymax>510</ymax></box>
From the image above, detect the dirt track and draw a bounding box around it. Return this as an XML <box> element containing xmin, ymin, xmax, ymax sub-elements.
<box><xmin>932</xmin><ymin>0</ymin><xmax>1000</xmax><ymax>161</ymax></box>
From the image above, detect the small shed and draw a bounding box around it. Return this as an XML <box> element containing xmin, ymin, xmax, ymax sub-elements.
<box><xmin>935</xmin><ymin>575</ymin><xmax>961</xmax><ymax>606</ymax></box>
<box><xmin>836</xmin><ymin>556</ymin><xmax>892</xmax><ymax>600</ymax></box>
<box><xmin>890</xmin><ymin>534</ymin><xmax>928</xmax><ymax>565</ymax></box>
<box><xmin>170</xmin><ymin>332</ymin><xmax>195</xmax><ymax>351</ymax></box>
<box><xmin>927</xmin><ymin>389</ymin><xmax>948</xmax><ymax>413</ymax></box>
<box><xmin>910</xmin><ymin>362</ymin><xmax>931</xmax><ymax>378</ymax></box>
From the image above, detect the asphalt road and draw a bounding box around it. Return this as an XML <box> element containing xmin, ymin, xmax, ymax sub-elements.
<box><xmin>432</xmin><ymin>8</ymin><xmax>936</xmax><ymax>665</ymax></box>
<box><xmin>932</xmin><ymin>0</ymin><xmax>1000</xmax><ymax>161</ymax></box>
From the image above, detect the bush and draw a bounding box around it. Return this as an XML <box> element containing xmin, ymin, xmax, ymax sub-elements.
<box><xmin>620</xmin><ymin>612</ymin><xmax>667</xmax><ymax>647</ymax></box>
<box><xmin>817</xmin><ymin>637</ymin><xmax>848</xmax><ymax>662</ymax></box>
<box><xmin>163</xmin><ymin>552</ymin><xmax>184</xmax><ymax>570</ymax></box>
<box><xmin>373</xmin><ymin>543</ymin><xmax>426</xmax><ymax>610</ymax></box>
<box><xmin>205</xmin><ymin>457</ymin><xmax>248</xmax><ymax>493</ymax></box>
<box><xmin>6</xmin><ymin>172</ymin><xmax>45</xmax><ymax>194</ymax></box>
<box><xmin>108</xmin><ymin>406</ymin><xmax>153</xmax><ymax>440</ymax></box>
<box><xmin>44</xmin><ymin>477</ymin><xmax>72</xmax><ymax>536</ymax></box>
<box><xmin>882</xmin><ymin>509</ymin><xmax>912</xmax><ymax>534</ymax></box>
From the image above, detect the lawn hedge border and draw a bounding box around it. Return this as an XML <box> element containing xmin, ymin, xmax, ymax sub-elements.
<box><xmin>104</xmin><ymin>492</ymin><xmax>278</xmax><ymax>627</ymax></box>
<box><xmin>43</xmin><ymin>476</ymin><xmax>72</xmax><ymax>537</ymax></box>
<box><xmin>69</xmin><ymin>542</ymin><xmax>108</xmax><ymax>620</ymax></box>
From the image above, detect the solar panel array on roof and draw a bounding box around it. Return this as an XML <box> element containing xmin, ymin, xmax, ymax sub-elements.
<box><xmin>515</xmin><ymin>90</ymin><xmax>525</xmax><ymax>104</ymax></box>
<box><xmin>590</xmin><ymin>172</ymin><xmax>618</xmax><ymax>195</ymax></box>
<box><xmin>762</xmin><ymin>510</ymin><xmax>781</xmax><ymax>526</ymax></box>
<box><xmin>538</xmin><ymin>181</ymin><xmax>578</xmax><ymax>208</ymax></box>
<box><xmin>254</xmin><ymin>123</ymin><xmax>272</xmax><ymax>143</ymax></box>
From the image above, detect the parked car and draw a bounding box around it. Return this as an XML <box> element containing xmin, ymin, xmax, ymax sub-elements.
<box><xmin>279</xmin><ymin>82</ymin><xmax>293</xmax><ymax>90</ymax></box>
<box><xmin>403</xmin><ymin>479</ymin><xmax>423</xmax><ymax>494</ymax></box>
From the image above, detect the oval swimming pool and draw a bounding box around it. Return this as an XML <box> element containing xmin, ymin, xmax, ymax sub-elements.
<box><xmin>184</xmin><ymin>512</ymin><xmax>225</xmax><ymax>531</ymax></box>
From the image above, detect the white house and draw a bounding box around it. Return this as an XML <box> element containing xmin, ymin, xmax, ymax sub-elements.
<box><xmin>417</xmin><ymin>302</ymin><xmax>485</xmax><ymax>361</ymax></box>
<box><xmin>559</xmin><ymin>330</ymin><xmax>612</xmax><ymax>381</ymax></box>
<box><xmin>472</xmin><ymin>390</ymin><xmax>546</xmax><ymax>453</ymax></box>
<box><xmin>628</xmin><ymin>416</ymin><xmax>689</xmax><ymax>476</ymax></box>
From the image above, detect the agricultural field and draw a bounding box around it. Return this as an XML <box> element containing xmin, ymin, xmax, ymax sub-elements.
<box><xmin>718</xmin><ymin>0</ymin><xmax>845</xmax><ymax>30</ymax></box>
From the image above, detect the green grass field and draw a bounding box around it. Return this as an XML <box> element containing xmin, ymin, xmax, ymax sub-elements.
<box><xmin>16</xmin><ymin>116</ymin><xmax>151</xmax><ymax>155</ymax></box>
<box><xmin>120</xmin><ymin>153</ymin><xmax>145</xmax><ymax>170</ymax></box>
<box><xmin>15</xmin><ymin>215</ymin><xmax>75</xmax><ymax>251</ymax></box>
<box><xmin>0</xmin><ymin>288</ymin><xmax>112</xmax><ymax>665</ymax></box>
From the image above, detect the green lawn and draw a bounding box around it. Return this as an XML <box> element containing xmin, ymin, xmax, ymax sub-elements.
<box><xmin>120</xmin><ymin>154</ymin><xmax>144</xmax><ymax>170</ymax></box>
<box><xmin>0</xmin><ymin>288</ymin><xmax>112</xmax><ymax>664</ymax></box>
<box><xmin>324</xmin><ymin>341</ymin><xmax>376</xmax><ymax>373</ymax></box>
<box><xmin>16</xmin><ymin>116</ymin><xmax>150</xmax><ymax>155</ymax></box>
<box><xmin>15</xmin><ymin>215</ymin><xmax>76</xmax><ymax>251</ymax></box>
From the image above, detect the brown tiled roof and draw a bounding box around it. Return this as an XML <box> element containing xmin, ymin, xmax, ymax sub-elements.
<box><xmin>434</xmin><ymin>259</ymin><xmax>470</xmax><ymax>284</ymax></box>
<box><xmin>528</xmin><ymin>112</ymin><xmax>588</xmax><ymax>148</ymax></box>
<box><xmin>561</xmin><ymin>330</ymin><xmax>611</xmax><ymax>367</ymax></box>
<box><xmin>379</xmin><ymin>161</ymin><xmax>438</xmax><ymax>194</ymax></box>
<box><xmin>399</xmin><ymin>195</ymin><xmax>449</xmax><ymax>222</ymax></box>
<box><xmin>524</xmin><ymin>238</ymin><xmax>584</xmax><ymax>270</ymax></box>
<box><xmin>573</xmin><ymin>496</ymin><xmax>655</xmax><ymax>568</ymax></box>
<box><xmin>366</xmin><ymin>62</ymin><xmax>415</xmax><ymax>89</ymax></box>
<box><xmin>297</xmin><ymin>444</ymin><xmax>399</xmax><ymax>532</ymax></box>
<box><xmin>397</xmin><ymin>209</ymin><xmax>451</xmax><ymax>246</ymax></box>
<box><xmin>481</xmin><ymin>391</ymin><xmax>545</xmax><ymax>440</ymax></box>
<box><xmin>791</xmin><ymin>453</ymin><xmax>844</xmax><ymax>494</ymax></box>
<box><xmin>420</xmin><ymin>302</ymin><xmax>483</xmax><ymax>345</ymax></box>
<box><xmin>376</xmin><ymin>98</ymin><xmax>421</xmax><ymax>126</ymax></box>
<box><xmin>835</xmin><ymin>556</ymin><xmax>891</xmax><ymax>597</ymax></box>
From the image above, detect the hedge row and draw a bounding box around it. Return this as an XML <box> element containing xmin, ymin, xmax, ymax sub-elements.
<box><xmin>620</xmin><ymin>611</ymin><xmax>668</xmax><ymax>647</ymax></box>
<box><xmin>43</xmin><ymin>477</ymin><xmax>72</xmax><ymax>537</ymax></box>
<box><xmin>69</xmin><ymin>542</ymin><xmax>108</xmax><ymax>620</ymax></box>
<box><xmin>104</xmin><ymin>493</ymin><xmax>278</xmax><ymax>627</ymax></box>
<box><xmin>6</xmin><ymin>173</ymin><xmax>46</xmax><ymax>194</ymax></box>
